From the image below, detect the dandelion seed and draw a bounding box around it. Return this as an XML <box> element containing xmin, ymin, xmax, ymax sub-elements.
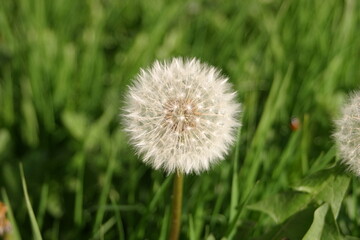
<box><xmin>334</xmin><ymin>91</ymin><xmax>360</xmax><ymax>176</ymax></box>
<box><xmin>122</xmin><ymin>57</ymin><xmax>241</xmax><ymax>174</ymax></box>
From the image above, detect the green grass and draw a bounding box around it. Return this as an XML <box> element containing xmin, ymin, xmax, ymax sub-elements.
<box><xmin>0</xmin><ymin>0</ymin><xmax>359</xmax><ymax>239</ymax></box>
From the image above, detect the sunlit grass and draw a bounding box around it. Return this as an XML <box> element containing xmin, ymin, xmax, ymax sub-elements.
<box><xmin>0</xmin><ymin>0</ymin><xmax>359</xmax><ymax>239</ymax></box>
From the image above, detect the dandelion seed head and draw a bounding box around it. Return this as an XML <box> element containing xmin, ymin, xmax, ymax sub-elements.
<box><xmin>0</xmin><ymin>202</ymin><xmax>11</xmax><ymax>236</ymax></box>
<box><xmin>334</xmin><ymin>91</ymin><xmax>360</xmax><ymax>176</ymax></box>
<box><xmin>122</xmin><ymin>58</ymin><xmax>241</xmax><ymax>174</ymax></box>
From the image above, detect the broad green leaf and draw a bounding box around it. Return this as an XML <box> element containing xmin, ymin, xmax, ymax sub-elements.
<box><xmin>303</xmin><ymin>203</ymin><xmax>344</xmax><ymax>240</ymax></box>
<box><xmin>294</xmin><ymin>165</ymin><xmax>350</xmax><ymax>218</ymax></box>
<box><xmin>317</xmin><ymin>174</ymin><xmax>350</xmax><ymax>219</ymax></box>
<box><xmin>321</xmin><ymin>207</ymin><xmax>344</xmax><ymax>240</ymax></box>
<box><xmin>303</xmin><ymin>203</ymin><xmax>329</xmax><ymax>240</ymax></box>
<box><xmin>247</xmin><ymin>191</ymin><xmax>311</xmax><ymax>223</ymax></box>
<box><xmin>254</xmin><ymin>206</ymin><xmax>315</xmax><ymax>240</ymax></box>
<box><xmin>294</xmin><ymin>168</ymin><xmax>335</xmax><ymax>195</ymax></box>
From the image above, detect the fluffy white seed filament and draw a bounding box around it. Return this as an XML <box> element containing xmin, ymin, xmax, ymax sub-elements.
<box><xmin>122</xmin><ymin>58</ymin><xmax>241</xmax><ymax>174</ymax></box>
<box><xmin>163</xmin><ymin>98</ymin><xmax>200</xmax><ymax>133</ymax></box>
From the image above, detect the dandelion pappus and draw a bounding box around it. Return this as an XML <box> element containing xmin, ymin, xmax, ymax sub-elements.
<box><xmin>0</xmin><ymin>202</ymin><xmax>11</xmax><ymax>236</ymax></box>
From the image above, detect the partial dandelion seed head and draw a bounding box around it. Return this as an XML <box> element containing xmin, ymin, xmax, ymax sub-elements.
<box><xmin>0</xmin><ymin>202</ymin><xmax>11</xmax><ymax>236</ymax></box>
<box><xmin>122</xmin><ymin>58</ymin><xmax>241</xmax><ymax>174</ymax></box>
<box><xmin>334</xmin><ymin>91</ymin><xmax>360</xmax><ymax>176</ymax></box>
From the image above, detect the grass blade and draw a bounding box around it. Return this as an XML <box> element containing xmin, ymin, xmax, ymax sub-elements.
<box><xmin>37</xmin><ymin>183</ymin><xmax>48</xmax><ymax>229</ymax></box>
<box><xmin>229</xmin><ymin>126</ymin><xmax>242</xmax><ymax>222</ymax></box>
<box><xmin>19</xmin><ymin>163</ymin><xmax>43</xmax><ymax>240</ymax></box>
<box><xmin>109</xmin><ymin>196</ymin><xmax>125</xmax><ymax>240</ymax></box>
<box><xmin>74</xmin><ymin>153</ymin><xmax>85</xmax><ymax>226</ymax></box>
<box><xmin>93</xmin><ymin>150</ymin><xmax>116</xmax><ymax>231</ymax></box>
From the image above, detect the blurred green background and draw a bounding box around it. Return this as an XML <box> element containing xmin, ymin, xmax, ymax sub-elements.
<box><xmin>0</xmin><ymin>0</ymin><xmax>359</xmax><ymax>239</ymax></box>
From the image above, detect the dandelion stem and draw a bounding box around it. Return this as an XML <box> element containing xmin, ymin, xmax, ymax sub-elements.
<box><xmin>168</xmin><ymin>171</ymin><xmax>183</xmax><ymax>240</ymax></box>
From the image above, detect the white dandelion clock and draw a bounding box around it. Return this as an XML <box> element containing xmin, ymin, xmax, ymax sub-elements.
<box><xmin>122</xmin><ymin>57</ymin><xmax>241</xmax><ymax>174</ymax></box>
<box><xmin>334</xmin><ymin>91</ymin><xmax>360</xmax><ymax>176</ymax></box>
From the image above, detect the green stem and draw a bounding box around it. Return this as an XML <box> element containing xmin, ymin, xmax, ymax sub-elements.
<box><xmin>168</xmin><ymin>171</ymin><xmax>183</xmax><ymax>240</ymax></box>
